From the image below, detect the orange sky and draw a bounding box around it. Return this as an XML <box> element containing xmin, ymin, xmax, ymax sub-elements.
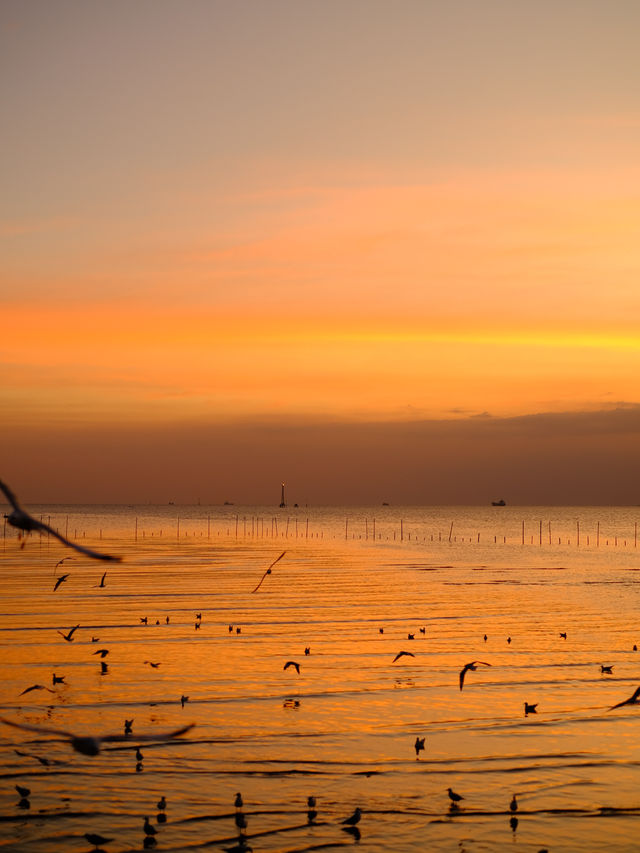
<box><xmin>2</xmin><ymin>1</ymin><xmax>639</xmax><ymax>504</ymax></box>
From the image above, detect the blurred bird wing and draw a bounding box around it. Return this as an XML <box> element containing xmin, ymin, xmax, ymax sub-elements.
<box><xmin>0</xmin><ymin>716</ymin><xmax>75</xmax><ymax>739</ymax></box>
<box><xmin>251</xmin><ymin>550</ymin><xmax>286</xmax><ymax>592</ymax></box>
<box><xmin>0</xmin><ymin>480</ymin><xmax>22</xmax><ymax>511</ymax></box>
<box><xmin>101</xmin><ymin>723</ymin><xmax>195</xmax><ymax>743</ymax></box>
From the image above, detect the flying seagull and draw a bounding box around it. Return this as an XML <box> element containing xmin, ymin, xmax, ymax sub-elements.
<box><xmin>0</xmin><ymin>479</ymin><xmax>121</xmax><ymax>562</ymax></box>
<box><xmin>0</xmin><ymin>716</ymin><xmax>194</xmax><ymax>756</ymax></box>
<box><xmin>251</xmin><ymin>551</ymin><xmax>286</xmax><ymax>593</ymax></box>
<box><xmin>58</xmin><ymin>625</ymin><xmax>79</xmax><ymax>642</ymax></box>
<box><xmin>392</xmin><ymin>651</ymin><xmax>415</xmax><ymax>663</ymax></box>
<box><xmin>284</xmin><ymin>660</ymin><xmax>300</xmax><ymax>674</ymax></box>
<box><xmin>459</xmin><ymin>660</ymin><xmax>491</xmax><ymax>691</ymax></box>
<box><xmin>53</xmin><ymin>574</ymin><xmax>69</xmax><ymax>592</ymax></box>
<box><xmin>608</xmin><ymin>686</ymin><xmax>640</xmax><ymax>711</ymax></box>
<box><xmin>19</xmin><ymin>684</ymin><xmax>55</xmax><ymax>696</ymax></box>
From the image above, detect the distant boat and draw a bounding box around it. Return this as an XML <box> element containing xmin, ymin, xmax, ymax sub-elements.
<box><xmin>491</xmin><ymin>499</ymin><xmax>506</xmax><ymax>506</ymax></box>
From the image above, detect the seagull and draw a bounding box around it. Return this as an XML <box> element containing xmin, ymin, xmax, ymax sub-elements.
<box><xmin>414</xmin><ymin>736</ymin><xmax>425</xmax><ymax>758</ymax></box>
<box><xmin>55</xmin><ymin>556</ymin><xmax>74</xmax><ymax>571</ymax></box>
<box><xmin>0</xmin><ymin>480</ymin><xmax>121</xmax><ymax>561</ymax></box>
<box><xmin>157</xmin><ymin>795</ymin><xmax>166</xmax><ymax>811</ymax></box>
<box><xmin>181</xmin><ymin>695</ymin><xmax>189</xmax><ymax>707</ymax></box>
<box><xmin>392</xmin><ymin>651</ymin><xmax>415</xmax><ymax>663</ymax></box>
<box><xmin>124</xmin><ymin>719</ymin><xmax>133</xmax><ymax>735</ymax></box>
<box><xmin>52</xmin><ymin>674</ymin><xmax>65</xmax><ymax>685</ymax></box>
<box><xmin>235</xmin><ymin>792</ymin><xmax>243</xmax><ymax>809</ymax></box>
<box><xmin>144</xmin><ymin>661</ymin><xmax>161</xmax><ymax>668</ymax></box>
<box><xmin>0</xmin><ymin>716</ymin><xmax>194</xmax><ymax>756</ymax></box>
<box><xmin>304</xmin><ymin>646</ymin><xmax>310</xmax><ymax>655</ymax></box>
<box><xmin>58</xmin><ymin>625</ymin><xmax>79</xmax><ymax>642</ymax></box>
<box><xmin>19</xmin><ymin>684</ymin><xmax>55</xmax><ymax>696</ymax></box>
<box><xmin>341</xmin><ymin>807</ymin><xmax>362</xmax><ymax>825</ymax></box>
<box><xmin>307</xmin><ymin>796</ymin><xmax>316</xmax><ymax>808</ymax></box>
<box><xmin>609</xmin><ymin>686</ymin><xmax>640</xmax><ymax>711</ymax></box>
<box><xmin>407</xmin><ymin>633</ymin><xmax>415</xmax><ymax>640</ymax></box>
<box><xmin>136</xmin><ymin>747</ymin><xmax>144</xmax><ymax>762</ymax></box>
<box><xmin>510</xmin><ymin>794</ymin><xmax>518</xmax><ymax>812</ymax></box>
<box><xmin>97</xmin><ymin>571</ymin><xmax>107</xmax><ymax>588</ymax></box>
<box><xmin>92</xmin><ymin>649</ymin><xmax>109</xmax><ymax>658</ymax></box>
<box><xmin>524</xmin><ymin>702</ymin><xmax>538</xmax><ymax>716</ymax></box>
<box><xmin>251</xmin><ymin>550</ymin><xmax>286</xmax><ymax>593</ymax></box>
<box><xmin>143</xmin><ymin>816</ymin><xmax>157</xmax><ymax>836</ymax></box>
<box><xmin>15</xmin><ymin>784</ymin><xmax>31</xmax><ymax>798</ymax></box>
<box><xmin>459</xmin><ymin>661</ymin><xmax>491</xmax><ymax>691</ymax></box>
<box><xmin>85</xmin><ymin>833</ymin><xmax>113</xmax><ymax>849</ymax></box>
<box><xmin>53</xmin><ymin>573</ymin><xmax>70</xmax><ymax>591</ymax></box>
<box><xmin>14</xmin><ymin>748</ymin><xmax>66</xmax><ymax>766</ymax></box>
<box><xmin>447</xmin><ymin>788</ymin><xmax>464</xmax><ymax>803</ymax></box>
<box><xmin>284</xmin><ymin>661</ymin><xmax>300</xmax><ymax>673</ymax></box>
<box><xmin>601</xmin><ymin>665</ymin><xmax>614</xmax><ymax>674</ymax></box>
<box><xmin>559</xmin><ymin>632</ymin><xmax>567</xmax><ymax>639</ymax></box>
<box><xmin>419</xmin><ymin>627</ymin><xmax>426</xmax><ymax>634</ymax></box>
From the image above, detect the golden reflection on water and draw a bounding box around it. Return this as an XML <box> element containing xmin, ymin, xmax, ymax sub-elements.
<box><xmin>1</xmin><ymin>508</ymin><xmax>640</xmax><ymax>851</ymax></box>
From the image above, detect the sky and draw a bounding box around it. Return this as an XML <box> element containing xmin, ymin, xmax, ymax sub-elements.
<box><xmin>1</xmin><ymin>0</ymin><xmax>639</xmax><ymax>505</ymax></box>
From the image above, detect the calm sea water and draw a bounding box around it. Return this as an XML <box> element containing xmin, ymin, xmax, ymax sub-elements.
<box><xmin>1</xmin><ymin>505</ymin><xmax>640</xmax><ymax>853</ymax></box>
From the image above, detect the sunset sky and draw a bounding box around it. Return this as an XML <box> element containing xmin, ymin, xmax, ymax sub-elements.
<box><xmin>2</xmin><ymin>0</ymin><xmax>639</xmax><ymax>505</ymax></box>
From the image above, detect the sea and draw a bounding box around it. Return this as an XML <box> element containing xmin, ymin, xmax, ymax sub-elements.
<box><xmin>1</xmin><ymin>504</ymin><xmax>640</xmax><ymax>853</ymax></box>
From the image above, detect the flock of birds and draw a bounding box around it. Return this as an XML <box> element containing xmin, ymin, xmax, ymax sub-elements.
<box><xmin>1</xmin><ymin>478</ymin><xmax>638</xmax><ymax>852</ymax></box>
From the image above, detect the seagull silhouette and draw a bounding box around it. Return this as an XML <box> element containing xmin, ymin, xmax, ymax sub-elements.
<box><xmin>414</xmin><ymin>736</ymin><xmax>425</xmax><ymax>758</ymax></box>
<box><xmin>235</xmin><ymin>792</ymin><xmax>243</xmax><ymax>808</ymax></box>
<box><xmin>284</xmin><ymin>661</ymin><xmax>300</xmax><ymax>673</ymax></box>
<box><xmin>97</xmin><ymin>571</ymin><xmax>107</xmax><ymax>588</ymax></box>
<box><xmin>52</xmin><ymin>674</ymin><xmax>65</xmax><ymax>686</ymax></box>
<box><xmin>447</xmin><ymin>787</ymin><xmax>464</xmax><ymax>803</ymax></box>
<box><xmin>53</xmin><ymin>573</ymin><xmax>70</xmax><ymax>591</ymax></box>
<box><xmin>459</xmin><ymin>661</ymin><xmax>491</xmax><ymax>691</ymax></box>
<box><xmin>0</xmin><ymin>716</ymin><xmax>194</xmax><ymax>756</ymax></box>
<box><xmin>601</xmin><ymin>665</ymin><xmax>614</xmax><ymax>674</ymax></box>
<box><xmin>85</xmin><ymin>833</ymin><xmax>113</xmax><ymax>850</ymax></box>
<box><xmin>157</xmin><ymin>795</ymin><xmax>166</xmax><ymax>811</ymax></box>
<box><xmin>392</xmin><ymin>651</ymin><xmax>415</xmax><ymax>663</ymax></box>
<box><xmin>92</xmin><ymin>649</ymin><xmax>109</xmax><ymax>658</ymax></box>
<box><xmin>57</xmin><ymin>624</ymin><xmax>79</xmax><ymax>642</ymax></box>
<box><xmin>19</xmin><ymin>684</ymin><xmax>55</xmax><ymax>696</ymax></box>
<box><xmin>609</xmin><ymin>686</ymin><xmax>640</xmax><ymax>711</ymax></box>
<box><xmin>0</xmin><ymin>479</ymin><xmax>121</xmax><ymax>561</ymax></box>
<box><xmin>510</xmin><ymin>794</ymin><xmax>518</xmax><ymax>812</ymax></box>
<box><xmin>341</xmin><ymin>807</ymin><xmax>362</xmax><ymax>825</ymax></box>
<box><xmin>251</xmin><ymin>551</ymin><xmax>286</xmax><ymax>593</ymax></box>
<box><xmin>524</xmin><ymin>702</ymin><xmax>538</xmax><ymax>716</ymax></box>
<box><xmin>15</xmin><ymin>784</ymin><xmax>31</xmax><ymax>798</ymax></box>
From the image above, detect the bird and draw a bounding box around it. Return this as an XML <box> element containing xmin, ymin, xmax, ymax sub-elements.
<box><xmin>53</xmin><ymin>573</ymin><xmax>69</xmax><ymax>591</ymax></box>
<box><xmin>284</xmin><ymin>661</ymin><xmax>300</xmax><ymax>673</ymax></box>
<box><xmin>379</xmin><ymin>628</ymin><xmax>384</xmax><ymax>634</ymax></box>
<box><xmin>447</xmin><ymin>788</ymin><xmax>464</xmax><ymax>804</ymax></box>
<box><xmin>93</xmin><ymin>649</ymin><xmax>109</xmax><ymax>658</ymax></box>
<box><xmin>407</xmin><ymin>633</ymin><xmax>415</xmax><ymax>640</ymax></box>
<box><xmin>483</xmin><ymin>634</ymin><xmax>488</xmax><ymax>642</ymax></box>
<box><xmin>307</xmin><ymin>795</ymin><xmax>316</xmax><ymax>808</ymax></box>
<box><xmin>251</xmin><ymin>550</ymin><xmax>286</xmax><ymax>593</ymax></box>
<box><xmin>19</xmin><ymin>684</ymin><xmax>55</xmax><ymax>696</ymax></box>
<box><xmin>510</xmin><ymin>794</ymin><xmax>518</xmax><ymax>812</ymax></box>
<box><xmin>304</xmin><ymin>646</ymin><xmax>310</xmax><ymax>655</ymax></box>
<box><xmin>145</xmin><ymin>661</ymin><xmax>161</xmax><ymax>668</ymax></box>
<box><xmin>392</xmin><ymin>651</ymin><xmax>415</xmax><ymax>663</ymax></box>
<box><xmin>234</xmin><ymin>792</ymin><xmax>243</xmax><ymax>809</ymax></box>
<box><xmin>140</xmin><ymin>617</ymin><xmax>148</xmax><ymax>624</ymax></box>
<box><xmin>601</xmin><ymin>665</ymin><xmax>614</xmax><ymax>674</ymax></box>
<box><xmin>194</xmin><ymin>621</ymin><xmax>201</xmax><ymax>630</ymax></box>
<box><xmin>52</xmin><ymin>673</ymin><xmax>65</xmax><ymax>685</ymax></box>
<box><xmin>341</xmin><ymin>806</ymin><xmax>362</xmax><ymax>825</ymax></box>
<box><xmin>85</xmin><ymin>833</ymin><xmax>113</xmax><ymax>849</ymax></box>
<box><xmin>181</xmin><ymin>695</ymin><xmax>189</xmax><ymax>707</ymax></box>
<box><xmin>58</xmin><ymin>624</ymin><xmax>79</xmax><ymax>642</ymax></box>
<box><xmin>54</xmin><ymin>556</ymin><xmax>74</xmax><ymax>570</ymax></box>
<box><xmin>0</xmin><ymin>480</ymin><xmax>121</xmax><ymax>561</ymax></box>
<box><xmin>507</xmin><ymin>637</ymin><xmax>512</xmax><ymax>644</ymax></box>
<box><xmin>414</xmin><ymin>736</ymin><xmax>425</xmax><ymax>758</ymax></box>
<box><xmin>14</xmin><ymin>748</ymin><xmax>66</xmax><ymax>766</ymax></box>
<box><xmin>91</xmin><ymin>636</ymin><xmax>100</xmax><ymax>643</ymax></box>
<box><xmin>143</xmin><ymin>816</ymin><xmax>157</xmax><ymax>836</ymax></box>
<box><xmin>157</xmin><ymin>795</ymin><xmax>166</xmax><ymax>811</ymax></box>
<box><xmin>124</xmin><ymin>719</ymin><xmax>133</xmax><ymax>735</ymax></box>
<box><xmin>609</xmin><ymin>686</ymin><xmax>640</xmax><ymax>711</ymax></box>
<box><xmin>420</xmin><ymin>627</ymin><xmax>426</xmax><ymax>634</ymax></box>
<box><xmin>97</xmin><ymin>571</ymin><xmax>107</xmax><ymax>588</ymax></box>
<box><xmin>559</xmin><ymin>632</ymin><xmax>567</xmax><ymax>639</ymax></box>
<box><xmin>0</xmin><ymin>716</ymin><xmax>194</xmax><ymax>756</ymax></box>
<box><xmin>15</xmin><ymin>784</ymin><xmax>31</xmax><ymax>798</ymax></box>
<box><xmin>136</xmin><ymin>747</ymin><xmax>144</xmax><ymax>762</ymax></box>
<box><xmin>524</xmin><ymin>702</ymin><xmax>538</xmax><ymax>716</ymax></box>
<box><xmin>459</xmin><ymin>661</ymin><xmax>491</xmax><ymax>691</ymax></box>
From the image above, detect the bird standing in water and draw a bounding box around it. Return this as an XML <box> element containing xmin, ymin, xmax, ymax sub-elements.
<box><xmin>414</xmin><ymin>736</ymin><xmax>425</xmax><ymax>758</ymax></box>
